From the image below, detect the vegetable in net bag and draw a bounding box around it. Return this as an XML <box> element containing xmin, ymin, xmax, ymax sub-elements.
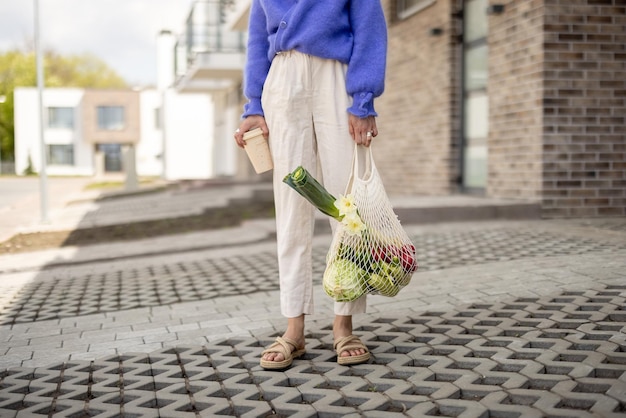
<box><xmin>322</xmin><ymin>145</ymin><xmax>418</xmax><ymax>302</ymax></box>
<box><xmin>283</xmin><ymin>145</ymin><xmax>418</xmax><ymax>302</ymax></box>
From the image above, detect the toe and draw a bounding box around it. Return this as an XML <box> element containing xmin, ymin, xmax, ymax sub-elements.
<box><xmin>264</xmin><ymin>352</ymin><xmax>285</xmax><ymax>362</ymax></box>
<box><xmin>342</xmin><ymin>349</ymin><xmax>365</xmax><ymax>358</ymax></box>
<box><xmin>341</xmin><ymin>349</ymin><xmax>361</xmax><ymax>358</ymax></box>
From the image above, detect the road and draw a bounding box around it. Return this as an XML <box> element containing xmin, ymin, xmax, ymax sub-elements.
<box><xmin>0</xmin><ymin>176</ymin><xmax>92</xmax><ymax>242</ymax></box>
<box><xmin>0</xmin><ymin>177</ymin><xmax>41</xmax><ymax>208</ymax></box>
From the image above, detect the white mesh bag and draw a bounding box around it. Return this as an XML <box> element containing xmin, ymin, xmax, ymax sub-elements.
<box><xmin>323</xmin><ymin>145</ymin><xmax>418</xmax><ymax>302</ymax></box>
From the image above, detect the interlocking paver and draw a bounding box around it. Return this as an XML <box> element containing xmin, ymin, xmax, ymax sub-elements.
<box><xmin>2</xmin><ymin>284</ymin><xmax>626</xmax><ymax>416</ymax></box>
<box><xmin>141</xmin><ymin>332</ymin><xmax>180</xmax><ymax>346</ymax></box>
<box><xmin>1</xmin><ymin>209</ymin><xmax>626</xmax><ymax>416</ymax></box>
<box><xmin>2</xmin><ymin>223</ymin><xmax>625</xmax><ymax>326</ymax></box>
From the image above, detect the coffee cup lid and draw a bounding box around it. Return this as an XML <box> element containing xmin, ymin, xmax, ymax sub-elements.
<box><xmin>243</xmin><ymin>128</ymin><xmax>264</xmax><ymax>141</ymax></box>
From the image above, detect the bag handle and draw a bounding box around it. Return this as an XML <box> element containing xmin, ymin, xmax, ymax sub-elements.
<box><xmin>344</xmin><ymin>144</ymin><xmax>376</xmax><ymax>194</ymax></box>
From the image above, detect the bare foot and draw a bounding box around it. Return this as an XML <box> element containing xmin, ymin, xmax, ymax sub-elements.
<box><xmin>262</xmin><ymin>315</ymin><xmax>305</xmax><ymax>364</ymax></box>
<box><xmin>333</xmin><ymin>315</ymin><xmax>367</xmax><ymax>358</ymax></box>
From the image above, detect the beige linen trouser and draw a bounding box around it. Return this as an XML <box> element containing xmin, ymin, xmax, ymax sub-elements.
<box><xmin>261</xmin><ymin>50</ymin><xmax>367</xmax><ymax>318</ymax></box>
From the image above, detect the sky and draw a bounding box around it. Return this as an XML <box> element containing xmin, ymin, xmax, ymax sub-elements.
<box><xmin>0</xmin><ymin>0</ymin><xmax>196</xmax><ymax>86</ymax></box>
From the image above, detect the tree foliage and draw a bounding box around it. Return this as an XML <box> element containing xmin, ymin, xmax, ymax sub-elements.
<box><xmin>0</xmin><ymin>49</ymin><xmax>127</xmax><ymax>161</ymax></box>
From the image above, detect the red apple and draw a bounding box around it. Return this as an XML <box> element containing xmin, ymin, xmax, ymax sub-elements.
<box><xmin>400</xmin><ymin>244</ymin><xmax>418</xmax><ymax>273</ymax></box>
<box><xmin>371</xmin><ymin>245</ymin><xmax>386</xmax><ymax>263</ymax></box>
<box><xmin>372</xmin><ymin>245</ymin><xmax>397</xmax><ymax>263</ymax></box>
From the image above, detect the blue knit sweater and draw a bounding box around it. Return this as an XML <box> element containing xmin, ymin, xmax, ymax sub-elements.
<box><xmin>242</xmin><ymin>0</ymin><xmax>387</xmax><ymax>119</ymax></box>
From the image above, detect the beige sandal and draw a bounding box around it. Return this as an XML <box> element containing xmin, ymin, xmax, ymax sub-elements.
<box><xmin>260</xmin><ymin>336</ymin><xmax>306</xmax><ymax>370</ymax></box>
<box><xmin>334</xmin><ymin>335</ymin><xmax>370</xmax><ymax>365</ymax></box>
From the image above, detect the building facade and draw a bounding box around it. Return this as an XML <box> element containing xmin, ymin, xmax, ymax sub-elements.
<box><xmin>376</xmin><ymin>0</ymin><xmax>624</xmax><ymax>217</ymax></box>
<box><xmin>173</xmin><ymin>1</ymin><xmax>259</xmax><ymax>181</ymax></box>
<box><xmin>13</xmin><ymin>86</ymin><xmax>220</xmax><ymax>180</ymax></box>
<box><xmin>176</xmin><ymin>0</ymin><xmax>624</xmax><ymax>217</ymax></box>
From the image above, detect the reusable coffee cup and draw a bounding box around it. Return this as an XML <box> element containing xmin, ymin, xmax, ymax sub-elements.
<box><xmin>243</xmin><ymin>128</ymin><xmax>273</xmax><ymax>173</ymax></box>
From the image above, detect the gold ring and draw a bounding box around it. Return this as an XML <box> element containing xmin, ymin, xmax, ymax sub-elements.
<box><xmin>366</xmin><ymin>131</ymin><xmax>372</xmax><ymax>137</ymax></box>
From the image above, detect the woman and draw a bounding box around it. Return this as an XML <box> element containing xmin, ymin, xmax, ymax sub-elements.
<box><xmin>234</xmin><ymin>0</ymin><xmax>387</xmax><ymax>369</ymax></box>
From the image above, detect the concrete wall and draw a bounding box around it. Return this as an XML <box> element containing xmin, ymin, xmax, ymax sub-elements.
<box><xmin>138</xmin><ymin>90</ymin><xmax>165</xmax><ymax>177</ymax></box>
<box><xmin>162</xmin><ymin>89</ymin><xmax>214</xmax><ymax>180</ymax></box>
<box><xmin>14</xmin><ymin>88</ymin><xmax>94</xmax><ymax>176</ymax></box>
<box><xmin>211</xmin><ymin>88</ymin><xmax>239</xmax><ymax>178</ymax></box>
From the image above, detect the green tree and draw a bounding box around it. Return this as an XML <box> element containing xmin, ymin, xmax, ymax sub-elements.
<box><xmin>0</xmin><ymin>49</ymin><xmax>127</xmax><ymax>162</ymax></box>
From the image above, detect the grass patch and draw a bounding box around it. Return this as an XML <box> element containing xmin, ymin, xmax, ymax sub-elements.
<box><xmin>84</xmin><ymin>177</ymin><xmax>160</xmax><ymax>190</ymax></box>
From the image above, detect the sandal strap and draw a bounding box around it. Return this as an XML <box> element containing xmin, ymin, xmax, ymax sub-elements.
<box><xmin>261</xmin><ymin>336</ymin><xmax>301</xmax><ymax>357</ymax></box>
<box><xmin>334</xmin><ymin>335</ymin><xmax>369</xmax><ymax>354</ymax></box>
<box><xmin>281</xmin><ymin>336</ymin><xmax>301</xmax><ymax>350</ymax></box>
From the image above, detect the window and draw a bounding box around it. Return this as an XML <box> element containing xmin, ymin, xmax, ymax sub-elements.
<box><xmin>97</xmin><ymin>144</ymin><xmax>122</xmax><ymax>172</ymax></box>
<box><xmin>397</xmin><ymin>0</ymin><xmax>436</xmax><ymax>19</ymax></box>
<box><xmin>48</xmin><ymin>107</ymin><xmax>74</xmax><ymax>129</ymax></box>
<box><xmin>461</xmin><ymin>0</ymin><xmax>489</xmax><ymax>191</ymax></box>
<box><xmin>465</xmin><ymin>44</ymin><xmax>488</xmax><ymax>91</ymax></box>
<box><xmin>47</xmin><ymin>144</ymin><xmax>74</xmax><ymax>165</ymax></box>
<box><xmin>97</xmin><ymin>106</ymin><xmax>125</xmax><ymax>130</ymax></box>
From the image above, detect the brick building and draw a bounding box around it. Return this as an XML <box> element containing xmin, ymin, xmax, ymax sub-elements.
<box><xmin>376</xmin><ymin>0</ymin><xmax>625</xmax><ymax>217</ymax></box>
<box><xmin>177</xmin><ymin>0</ymin><xmax>624</xmax><ymax>217</ymax></box>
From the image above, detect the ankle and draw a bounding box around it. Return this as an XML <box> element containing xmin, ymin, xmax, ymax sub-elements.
<box><xmin>333</xmin><ymin>315</ymin><xmax>353</xmax><ymax>339</ymax></box>
<box><xmin>284</xmin><ymin>315</ymin><xmax>306</xmax><ymax>342</ymax></box>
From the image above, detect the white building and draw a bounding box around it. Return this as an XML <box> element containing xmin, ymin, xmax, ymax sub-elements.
<box><xmin>13</xmin><ymin>30</ymin><xmax>238</xmax><ymax>181</ymax></box>
<box><xmin>173</xmin><ymin>0</ymin><xmax>259</xmax><ymax>181</ymax></box>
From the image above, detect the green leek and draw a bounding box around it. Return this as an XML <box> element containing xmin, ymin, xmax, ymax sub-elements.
<box><xmin>283</xmin><ymin>166</ymin><xmax>341</xmax><ymax>220</ymax></box>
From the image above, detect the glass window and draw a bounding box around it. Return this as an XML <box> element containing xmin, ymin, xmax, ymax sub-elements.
<box><xmin>97</xmin><ymin>144</ymin><xmax>123</xmax><ymax>172</ymax></box>
<box><xmin>463</xmin><ymin>144</ymin><xmax>488</xmax><ymax>188</ymax></box>
<box><xmin>97</xmin><ymin>106</ymin><xmax>125</xmax><ymax>130</ymax></box>
<box><xmin>464</xmin><ymin>44</ymin><xmax>488</xmax><ymax>91</ymax></box>
<box><xmin>48</xmin><ymin>107</ymin><xmax>74</xmax><ymax>129</ymax></box>
<box><xmin>464</xmin><ymin>94</ymin><xmax>489</xmax><ymax>140</ymax></box>
<box><xmin>397</xmin><ymin>0</ymin><xmax>436</xmax><ymax>19</ymax></box>
<box><xmin>47</xmin><ymin>144</ymin><xmax>74</xmax><ymax>165</ymax></box>
<box><xmin>465</xmin><ymin>0</ymin><xmax>488</xmax><ymax>43</ymax></box>
<box><xmin>462</xmin><ymin>0</ymin><xmax>489</xmax><ymax>191</ymax></box>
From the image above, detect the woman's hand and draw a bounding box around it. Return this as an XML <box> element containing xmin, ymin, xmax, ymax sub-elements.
<box><xmin>348</xmin><ymin>114</ymin><xmax>378</xmax><ymax>147</ymax></box>
<box><xmin>234</xmin><ymin>115</ymin><xmax>269</xmax><ymax>148</ymax></box>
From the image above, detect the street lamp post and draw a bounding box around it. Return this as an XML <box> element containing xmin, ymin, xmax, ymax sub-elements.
<box><xmin>34</xmin><ymin>0</ymin><xmax>49</xmax><ymax>223</ymax></box>
<box><xmin>0</xmin><ymin>95</ymin><xmax>5</xmax><ymax>175</ymax></box>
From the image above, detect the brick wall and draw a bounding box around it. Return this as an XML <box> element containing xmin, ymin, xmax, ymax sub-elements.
<box><xmin>257</xmin><ymin>0</ymin><xmax>623</xmax><ymax>217</ymax></box>
<box><xmin>541</xmin><ymin>0</ymin><xmax>626</xmax><ymax>217</ymax></box>
<box><xmin>82</xmin><ymin>90</ymin><xmax>141</xmax><ymax>144</ymax></box>
<box><xmin>376</xmin><ymin>0</ymin><xmax>461</xmax><ymax>196</ymax></box>
<box><xmin>487</xmin><ymin>0</ymin><xmax>545</xmax><ymax>201</ymax></box>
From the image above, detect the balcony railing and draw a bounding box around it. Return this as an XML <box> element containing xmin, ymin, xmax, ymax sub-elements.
<box><xmin>175</xmin><ymin>0</ymin><xmax>245</xmax><ymax>79</ymax></box>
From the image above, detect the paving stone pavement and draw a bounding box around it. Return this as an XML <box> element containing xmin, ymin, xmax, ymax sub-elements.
<box><xmin>0</xmin><ymin>220</ymin><xmax>626</xmax><ymax>417</ymax></box>
<box><xmin>1</xmin><ymin>223</ymin><xmax>625</xmax><ymax>326</ymax></box>
<box><xmin>0</xmin><ymin>215</ymin><xmax>625</xmax><ymax>416</ymax></box>
<box><xmin>0</xmin><ymin>279</ymin><xmax>625</xmax><ymax>417</ymax></box>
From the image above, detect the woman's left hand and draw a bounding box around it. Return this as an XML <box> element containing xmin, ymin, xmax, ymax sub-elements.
<box><xmin>348</xmin><ymin>114</ymin><xmax>378</xmax><ymax>147</ymax></box>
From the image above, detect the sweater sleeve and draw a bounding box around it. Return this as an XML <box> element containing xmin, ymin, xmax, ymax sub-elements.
<box><xmin>242</xmin><ymin>0</ymin><xmax>271</xmax><ymax>118</ymax></box>
<box><xmin>346</xmin><ymin>0</ymin><xmax>387</xmax><ymax>118</ymax></box>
